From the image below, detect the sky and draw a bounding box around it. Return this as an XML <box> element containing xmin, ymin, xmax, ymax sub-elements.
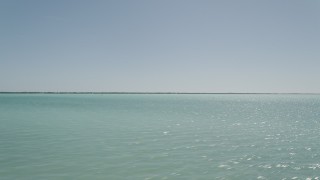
<box><xmin>0</xmin><ymin>0</ymin><xmax>319</xmax><ymax>93</ymax></box>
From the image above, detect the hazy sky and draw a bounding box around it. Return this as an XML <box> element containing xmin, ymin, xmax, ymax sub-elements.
<box><xmin>1</xmin><ymin>0</ymin><xmax>319</xmax><ymax>92</ymax></box>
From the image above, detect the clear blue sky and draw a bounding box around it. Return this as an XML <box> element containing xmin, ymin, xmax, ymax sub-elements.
<box><xmin>1</xmin><ymin>0</ymin><xmax>319</xmax><ymax>93</ymax></box>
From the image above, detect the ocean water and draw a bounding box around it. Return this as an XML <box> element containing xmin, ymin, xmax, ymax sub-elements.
<box><xmin>1</xmin><ymin>94</ymin><xmax>320</xmax><ymax>180</ymax></box>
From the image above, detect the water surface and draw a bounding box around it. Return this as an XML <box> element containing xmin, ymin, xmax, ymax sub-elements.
<box><xmin>1</xmin><ymin>94</ymin><xmax>320</xmax><ymax>179</ymax></box>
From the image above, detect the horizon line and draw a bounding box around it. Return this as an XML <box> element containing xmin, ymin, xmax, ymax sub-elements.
<box><xmin>1</xmin><ymin>92</ymin><xmax>320</xmax><ymax>95</ymax></box>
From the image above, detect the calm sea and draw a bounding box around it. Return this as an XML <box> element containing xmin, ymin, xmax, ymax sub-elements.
<box><xmin>1</xmin><ymin>94</ymin><xmax>320</xmax><ymax>179</ymax></box>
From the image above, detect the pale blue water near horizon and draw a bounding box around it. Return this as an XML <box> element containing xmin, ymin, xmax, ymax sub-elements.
<box><xmin>1</xmin><ymin>94</ymin><xmax>320</xmax><ymax>179</ymax></box>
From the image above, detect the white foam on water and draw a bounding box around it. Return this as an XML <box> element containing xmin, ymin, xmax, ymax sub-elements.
<box><xmin>163</xmin><ymin>131</ymin><xmax>169</xmax><ymax>135</ymax></box>
<box><xmin>276</xmin><ymin>164</ymin><xmax>289</xmax><ymax>168</ymax></box>
<box><xmin>218</xmin><ymin>164</ymin><xmax>232</xmax><ymax>170</ymax></box>
<box><xmin>257</xmin><ymin>176</ymin><xmax>266</xmax><ymax>179</ymax></box>
<box><xmin>259</xmin><ymin>164</ymin><xmax>272</xmax><ymax>169</ymax></box>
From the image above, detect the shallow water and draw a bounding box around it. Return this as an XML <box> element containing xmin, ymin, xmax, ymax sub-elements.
<box><xmin>1</xmin><ymin>94</ymin><xmax>320</xmax><ymax>179</ymax></box>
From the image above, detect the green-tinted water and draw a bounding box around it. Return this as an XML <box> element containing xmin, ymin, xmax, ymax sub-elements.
<box><xmin>1</xmin><ymin>94</ymin><xmax>320</xmax><ymax>179</ymax></box>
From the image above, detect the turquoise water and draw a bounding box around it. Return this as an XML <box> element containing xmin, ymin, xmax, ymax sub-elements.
<box><xmin>1</xmin><ymin>94</ymin><xmax>320</xmax><ymax>179</ymax></box>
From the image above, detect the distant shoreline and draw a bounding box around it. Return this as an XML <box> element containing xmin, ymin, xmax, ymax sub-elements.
<box><xmin>0</xmin><ymin>92</ymin><xmax>319</xmax><ymax>95</ymax></box>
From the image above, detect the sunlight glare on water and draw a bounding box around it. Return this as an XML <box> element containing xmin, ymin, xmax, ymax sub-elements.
<box><xmin>1</xmin><ymin>94</ymin><xmax>320</xmax><ymax>179</ymax></box>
